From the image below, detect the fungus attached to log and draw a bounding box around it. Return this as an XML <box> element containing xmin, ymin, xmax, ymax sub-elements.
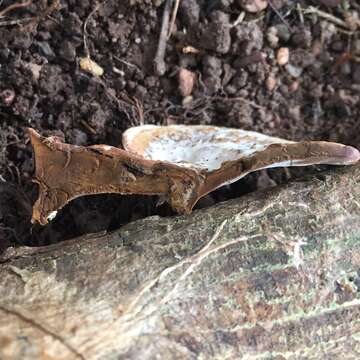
<box><xmin>28</xmin><ymin>126</ymin><xmax>360</xmax><ymax>225</ymax></box>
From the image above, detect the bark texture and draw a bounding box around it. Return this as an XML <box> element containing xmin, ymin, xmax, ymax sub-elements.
<box><xmin>1</xmin><ymin>165</ymin><xmax>360</xmax><ymax>360</ymax></box>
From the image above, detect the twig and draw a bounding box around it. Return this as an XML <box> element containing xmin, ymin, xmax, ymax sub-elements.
<box><xmin>154</xmin><ymin>0</ymin><xmax>172</xmax><ymax>76</ymax></box>
<box><xmin>0</xmin><ymin>0</ymin><xmax>31</xmax><ymax>18</ymax></box>
<box><xmin>0</xmin><ymin>16</ymin><xmax>33</xmax><ymax>26</ymax></box>
<box><xmin>231</xmin><ymin>11</ymin><xmax>245</xmax><ymax>27</ymax></box>
<box><xmin>113</xmin><ymin>55</ymin><xmax>140</xmax><ymax>71</ymax></box>
<box><xmin>268</xmin><ymin>0</ymin><xmax>292</xmax><ymax>33</ymax></box>
<box><xmin>297</xmin><ymin>3</ymin><xmax>304</xmax><ymax>24</ymax></box>
<box><xmin>212</xmin><ymin>95</ymin><xmax>266</xmax><ymax>110</ymax></box>
<box><xmin>80</xmin><ymin>119</ymin><xmax>96</xmax><ymax>135</ymax></box>
<box><xmin>167</xmin><ymin>0</ymin><xmax>179</xmax><ymax>39</ymax></box>
<box><xmin>38</xmin><ymin>0</ymin><xmax>60</xmax><ymax>20</ymax></box>
<box><xmin>0</xmin><ymin>0</ymin><xmax>59</xmax><ymax>27</ymax></box>
<box><xmin>302</xmin><ymin>6</ymin><xmax>350</xmax><ymax>29</ymax></box>
<box><xmin>83</xmin><ymin>1</ymin><xmax>107</xmax><ymax>58</ymax></box>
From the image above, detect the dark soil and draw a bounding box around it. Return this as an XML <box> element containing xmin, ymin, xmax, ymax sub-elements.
<box><xmin>1</xmin><ymin>0</ymin><xmax>359</xmax><ymax>249</ymax></box>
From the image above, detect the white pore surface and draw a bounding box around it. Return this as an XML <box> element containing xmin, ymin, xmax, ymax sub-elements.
<box><xmin>123</xmin><ymin>125</ymin><xmax>293</xmax><ymax>171</ymax></box>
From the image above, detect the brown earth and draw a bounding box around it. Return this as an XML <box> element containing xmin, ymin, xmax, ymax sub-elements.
<box><xmin>0</xmin><ymin>0</ymin><xmax>359</xmax><ymax>248</ymax></box>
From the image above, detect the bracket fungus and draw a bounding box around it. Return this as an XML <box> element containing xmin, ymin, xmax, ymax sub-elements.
<box><xmin>28</xmin><ymin>126</ymin><xmax>360</xmax><ymax>225</ymax></box>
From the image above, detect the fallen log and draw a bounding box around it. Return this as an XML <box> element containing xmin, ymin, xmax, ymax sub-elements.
<box><xmin>1</xmin><ymin>164</ymin><xmax>360</xmax><ymax>359</ymax></box>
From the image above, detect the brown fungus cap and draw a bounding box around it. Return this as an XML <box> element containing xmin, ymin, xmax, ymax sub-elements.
<box><xmin>27</xmin><ymin>128</ymin><xmax>202</xmax><ymax>225</ymax></box>
<box><xmin>123</xmin><ymin>124</ymin><xmax>359</xmax><ymax>205</ymax></box>
<box><xmin>28</xmin><ymin>126</ymin><xmax>359</xmax><ymax>225</ymax></box>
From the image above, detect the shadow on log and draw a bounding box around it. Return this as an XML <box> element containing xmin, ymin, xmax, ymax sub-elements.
<box><xmin>1</xmin><ymin>165</ymin><xmax>360</xmax><ymax>359</ymax></box>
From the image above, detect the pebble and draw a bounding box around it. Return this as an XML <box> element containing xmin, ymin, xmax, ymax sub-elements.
<box><xmin>182</xmin><ymin>95</ymin><xmax>193</xmax><ymax>107</ymax></box>
<box><xmin>289</xmin><ymin>80</ymin><xmax>300</xmax><ymax>93</ymax></box>
<box><xmin>178</xmin><ymin>68</ymin><xmax>196</xmax><ymax>97</ymax></box>
<box><xmin>265</xmin><ymin>75</ymin><xmax>277</xmax><ymax>91</ymax></box>
<box><xmin>36</xmin><ymin>41</ymin><xmax>55</xmax><ymax>60</ymax></box>
<box><xmin>285</xmin><ymin>64</ymin><xmax>303</xmax><ymax>78</ymax></box>
<box><xmin>276</xmin><ymin>47</ymin><xmax>289</xmax><ymax>66</ymax></box>
<box><xmin>27</xmin><ymin>63</ymin><xmax>42</xmax><ymax>81</ymax></box>
<box><xmin>266</xmin><ymin>27</ymin><xmax>279</xmax><ymax>48</ymax></box>
<box><xmin>79</xmin><ymin>57</ymin><xmax>104</xmax><ymax>77</ymax></box>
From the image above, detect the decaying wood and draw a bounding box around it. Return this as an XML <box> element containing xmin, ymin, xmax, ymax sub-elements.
<box><xmin>1</xmin><ymin>164</ymin><xmax>360</xmax><ymax>359</ymax></box>
<box><xmin>28</xmin><ymin>126</ymin><xmax>359</xmax><ymax>225</ymax></box>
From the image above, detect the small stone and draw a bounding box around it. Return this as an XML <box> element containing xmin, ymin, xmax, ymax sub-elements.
<box><xmin>178</xmin><ymin>68</ymin><xmax>196</xmax><ymax>97</ymax></box>
<box><xmin>288</xmin><ymin>105</ymin><xmax>301</xmax><ymax>121</ymax></box>
<box><xmin>266</xmin><ymin>27</ymin><xmax>279</xmax><ymax>48</ymax></box>
<box><xmin>36</xmin><ymin>41</ymin><xmax>55</xmax><ymax>60</ymax></box>
<box><xmin>225</xmin><ymin>84</ymin><xmax>237</xmax><ymax>95</ymax></box>
<box><xmin>312</xmin><ymin>40</ymin><xmax>322</xmax><ymax>57</ymax></box>
<box><xmin>286</xmin><ymin>64</ymin><xmax>303</xmax><ymax>78</ymax></box>
<box><xmin>289</xmin><ymin>80</ymin><xmax>300</xmax><ymax>93</ymax></box>
<box><xmin>276</xmin><ymin>47</ymin><xmax>289</xmax><ymax>66</ymax></box>
<box><xmin>238</xmin><ymin>0</ymin><xmax>268</xmax><ymax>13</ymax></box>
<box><xmin>28</xmin><ymin>63</ymin><xmax>42</xmax><ymax>81</ymax></box>
<box><xmin>182</xmin><ymin>95</ymin><xmax>193</xmax><ymax>107</ymax></box>
<box><xmin>79</xmin><ymin>57</ymin><xmax>104</xmax><ymax>77</ymax></box>
<box><xmin>265</xmin><ymin>75</ymin><xmax>277</xmax><ymax>91</ymax></box>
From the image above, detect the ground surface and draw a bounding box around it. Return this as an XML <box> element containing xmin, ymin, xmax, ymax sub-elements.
<box><xmin>0</xmin><ymin>0</ymin><xmax>359</xmax><ymax>248</ymax></box>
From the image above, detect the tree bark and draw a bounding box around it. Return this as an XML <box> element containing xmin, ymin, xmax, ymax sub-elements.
<box><xmin>1</xmin><ymin>165</ymin><xmax>360</xmax><ymax>360</ymax></box>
